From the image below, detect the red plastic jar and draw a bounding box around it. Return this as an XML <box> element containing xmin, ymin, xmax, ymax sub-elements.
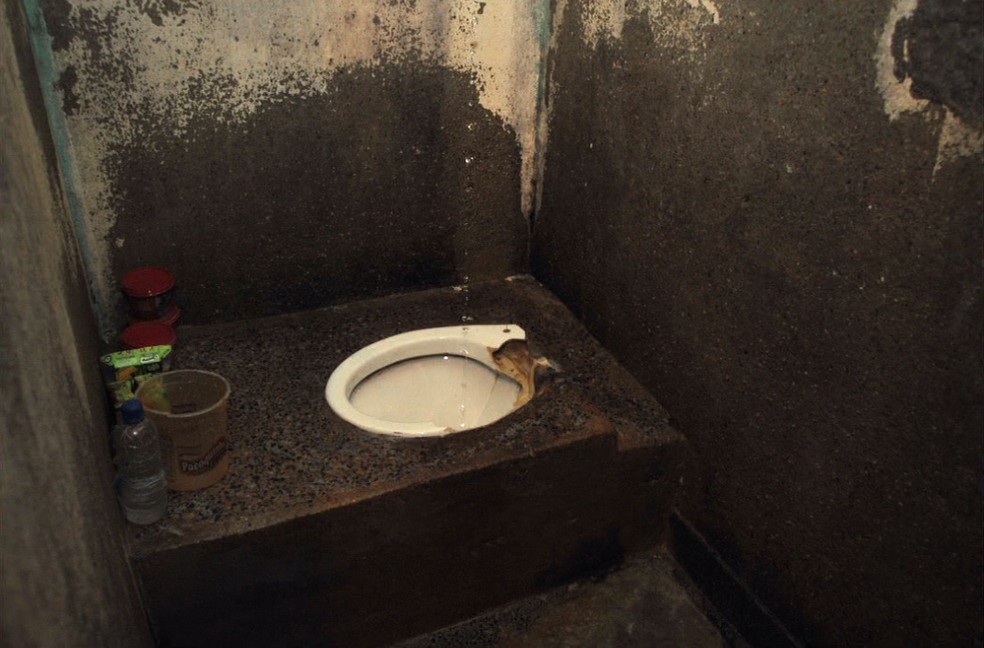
<box><xmin>122</xmin><ymin>267</ymin><xmax>175</xmax><ymax>320</ymax></box>
<box><xmin>127</xmin><ymin>304</ymin><xmax>181</xmax><ymax>327</ymax></box>
<box><xmin>121</xmin><ymin>322</ymin><xmax>177</xmax><ymax>350</ymax></box>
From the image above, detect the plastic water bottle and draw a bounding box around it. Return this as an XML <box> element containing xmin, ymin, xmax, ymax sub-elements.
<box><xmin>113</xmin><ymin>399</ymin><xmax>168</xmax><ymax>525</ymax></box>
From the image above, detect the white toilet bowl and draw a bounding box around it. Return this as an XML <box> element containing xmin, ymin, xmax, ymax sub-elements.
<box><xmin>326</xmin><ymin>324</ymin><xmax>528</xmax><ymax>437</ymax></box>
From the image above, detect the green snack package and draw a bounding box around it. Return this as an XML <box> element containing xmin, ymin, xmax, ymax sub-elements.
<box><xmin>101</xmin><ymin>345</ymin><xmax>172</xmax><ymax>409</ymax></box>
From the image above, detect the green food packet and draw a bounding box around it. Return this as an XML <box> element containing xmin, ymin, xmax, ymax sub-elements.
<box><xmin>101</xmin><ymin>345</ymin><xmax>172</xmax><ymax>409</ymax></box>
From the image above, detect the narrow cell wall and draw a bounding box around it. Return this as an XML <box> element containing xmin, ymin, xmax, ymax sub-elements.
<box><xmin>534</xmin><ymin>0</ymin><xmax>983</xmax><ymax>645</ymax></box>
<box><xmin>0</xmin><ymin>1</ymin><xmax>151</xmax><ymax>645</ymax></box>
<box><xmin>36</xmin><ymin>0</ymin><xmax>549</xmax><ymax>334</ymax></box>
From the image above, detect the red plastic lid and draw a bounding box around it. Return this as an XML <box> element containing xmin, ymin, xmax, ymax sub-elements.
<box><xmin>121</xmin><ymin>322</ymin><xmax>177</xmax><ymax>349</ymax></box>
<box><xmin>127</xmin><ymin>305</ymin><xmax>181</xmax><ymax>326</ymax></box>
<box><xmin>122</xmin><ymin>266</ymin><xmax>175</xmax><ymax>298</ymax></box>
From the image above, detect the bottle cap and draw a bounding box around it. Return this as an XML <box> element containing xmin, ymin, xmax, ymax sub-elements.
<box><xmin>120</xmin><ymin>399</ymin><xmax>145</xmax><ymax>424</ymax></box>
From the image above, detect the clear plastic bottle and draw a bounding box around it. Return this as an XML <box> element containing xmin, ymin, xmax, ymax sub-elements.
<box><xmin>113</xmin><ymin>399</ymin><xmax>168</xmax><ymax>525</ymax></box>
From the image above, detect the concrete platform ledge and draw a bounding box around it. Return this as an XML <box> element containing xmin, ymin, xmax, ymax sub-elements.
<box><xmin>129</xmin><ymin>276</ymin><xmax>686</xmax><ymax>647</ymax></box>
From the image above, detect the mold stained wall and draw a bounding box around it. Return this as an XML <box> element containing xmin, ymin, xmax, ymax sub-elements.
<box><xmin>34</xmin><ymin>0</ymin><xmax>550</xmax><ymax>335</ymax></box>
<box><xmin>533</xmin><ymin>0</ymin><xmax>983</xmax><ymax>646</ymax></box>
<box><xmin>0</xmin><ymin>1</ymin><xmax>151</xmax><ymax>645</ymax></box>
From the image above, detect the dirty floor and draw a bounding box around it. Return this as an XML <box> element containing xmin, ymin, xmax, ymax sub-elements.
<box><xmin>393</xmin><ymin>549</ymin><xmax>745</xmax><ymax>648</ymax></box>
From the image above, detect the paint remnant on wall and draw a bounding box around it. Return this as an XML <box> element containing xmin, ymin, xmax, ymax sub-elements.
<box><xmin>875</xmin><ymin>0</ymin><xmax>983</xmax><ymax>174</ymax></box>
<box><xmin>572</xmin><ymin>0</ymin><xmax>721</xmax><ymax>50</ymax></box>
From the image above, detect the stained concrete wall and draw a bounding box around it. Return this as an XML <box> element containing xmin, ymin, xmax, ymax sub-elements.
<box><xmin>36</xmin><ymin>0</ymin><xmax>548</xmax><ymax>335</ymax></box>
<box><xmin>533</xmin><ymin>0</ymin><xmax>983</xmax><ymax>645</ymax></box>
<box><xmin>0</xmin><ymin>1</ymin><xmax>151</xmax><ymax>646</ymax></box>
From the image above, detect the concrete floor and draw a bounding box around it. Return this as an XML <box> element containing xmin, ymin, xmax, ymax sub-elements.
<box><xmin>394</xmin><ymin>549</ymin><xmax>745</xmax><ymax>648</ymax></box>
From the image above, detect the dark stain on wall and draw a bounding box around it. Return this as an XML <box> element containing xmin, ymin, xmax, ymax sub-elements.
<box><xmin>534</xmin><ymin>1</ymin><xmax>983</xmax><ymax>645</ymax></box>
<box><xmin>104</xmin><ymin>62</ymin><xmax>525</xmax><ymax>323</ymax></box>
<box><xmin>38</xmin><ymin>0</ymin><xmax>74</xmax><ymax>51</ymax></box>
<box><xmin>44</xmin><ymin>2</ymin><xmax>135</xmax><ymax>115</ymax></box>
<box><xmin>893</xmin><ymin>0</ymin><xmax>984</xmax><ymax>124</ymax></box>
<box><xmin>128</xmin><ymin>0</ymin><xmax>197</xmax><ymax>27</ymax></box>
<box><xmin>54</xmin><ymin>63</ymin><xmax>78</xmax><ymax>115</ymax></box>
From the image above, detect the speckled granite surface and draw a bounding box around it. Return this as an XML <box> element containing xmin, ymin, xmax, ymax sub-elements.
<box><xmin>128</xmin><ymin>276</ymin><xmax>680</xmax><ymax>556</ymax></box>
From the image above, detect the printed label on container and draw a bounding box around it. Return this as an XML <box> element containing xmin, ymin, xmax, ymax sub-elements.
<box><xmin>178</xmin><ymin>437</ymin><xmax>228</xmax><ymax>476</ymax></box>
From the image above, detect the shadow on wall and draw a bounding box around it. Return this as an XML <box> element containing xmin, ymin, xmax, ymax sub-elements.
<box><xmin>1</xmin><ymin>1</ymin><xmax>152</xmax><ymax>645</ymax></box>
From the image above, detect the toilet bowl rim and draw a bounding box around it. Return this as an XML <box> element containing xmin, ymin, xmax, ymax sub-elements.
<box><xmin>325</xmin><ymin>324</ymin><xmax>526</xmax><ymax>437</ymax></box>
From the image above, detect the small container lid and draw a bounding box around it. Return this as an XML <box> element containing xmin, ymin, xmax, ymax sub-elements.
<box><xmin>120</xmin><ymin>399</ymin><xmax>145</xmax><ymax>424</ymax></box>
<box><xmin>122</xmin><ymin>266</ymin><xmax>175</xmax><ymax>298</ymax></box>
<box><xmin>127</xmin><ymin>305</ymin><xmax>181</xmax><ymax>327</ymax></box>
<box><xmin>121</xmin><ymin>322</ymin><xmax>177</xmax><ymax>349</ymax></box>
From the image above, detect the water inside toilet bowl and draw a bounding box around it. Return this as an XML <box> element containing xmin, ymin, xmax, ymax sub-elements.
<box><xmin>349</xmin><ymin>353</ymin><xmax>521</xmax><ymax>431</ymax></box>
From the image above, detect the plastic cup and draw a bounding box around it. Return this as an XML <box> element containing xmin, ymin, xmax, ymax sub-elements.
<box><xmin>136</xmin><ymin>370</ymin><xmax>231</xmax><ymax>491</ymax></box>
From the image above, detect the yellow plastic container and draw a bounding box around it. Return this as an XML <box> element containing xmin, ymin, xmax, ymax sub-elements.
<box><xmin>136</xmin><ymin>370</ymin><xmax>231</xmax><ymax>491</ymax></box>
